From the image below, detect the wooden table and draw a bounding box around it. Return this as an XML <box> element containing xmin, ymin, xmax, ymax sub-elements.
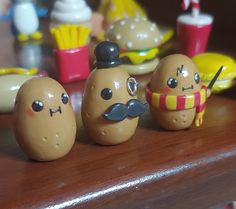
<box><xmin>1</xmin><ymin>19</ymin><xmax>236</xmax><ymax>209</ymax></box>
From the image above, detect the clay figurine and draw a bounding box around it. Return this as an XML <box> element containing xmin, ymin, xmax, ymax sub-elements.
<box><xmin>13</xmin><ymin>0</ymin><xmax>43</xmax><ymax>41</ymax></box>
<box><xmin>81</xmin><ymin>41</ymin><xmax>147</xmax><ymax>145</ymax></box>
<box><xmin>106</xmin><ymin>16</ymin><xmax>162</xmax><ymax>75</ymax></box>
<box><xmin>146</xmin><ymin>54</ymin><xmax>210</xmax><ymax>130</ymax></box>
<box><xmin>14</xmin><ymin>77</ymin><xmax>76</xmax><ymax>161</ymax></box>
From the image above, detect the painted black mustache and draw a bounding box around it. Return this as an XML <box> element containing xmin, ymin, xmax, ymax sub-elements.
<box><xmin>103</xmin><ymin>99</ymin><xmax>147</xmax><ymax>122</ymax></box>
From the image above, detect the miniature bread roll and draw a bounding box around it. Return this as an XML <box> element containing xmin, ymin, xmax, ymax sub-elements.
<box><xmin>0</xmin><ymin>75</ymin><xmax>33</xmax><ymax>113</ymax></box>
<box><xmin>106</xmin><ymin>16</ymin><xmax>161</xmax><ymax>75</ymax></box>
<box><xmin>14</xmin><ymin>77</ymin><xmax>76</xmax><ymax>161</ymax></box>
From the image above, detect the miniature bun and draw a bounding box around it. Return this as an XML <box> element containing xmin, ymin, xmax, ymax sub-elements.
<box><xmin>106</xmin><ymin>16</ymin><xmax>162</xmax><ymax>50</ymax></box>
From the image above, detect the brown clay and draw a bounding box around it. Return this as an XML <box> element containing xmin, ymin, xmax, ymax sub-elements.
<box><xmin>81</xmin><ymin>67</ymin><xmax>139</xmax><ymax>145</ymax></box>
<box><xmin>14</xmin><ymin>77</ymin><xmax>76</xmax><ymax>161</ymax></box>
<box><xmin>150</xmin><ymin>107</ymin><xmax>196</xmax><ymax>130</ymax></box>
<box><xmin>149</xmin><ymin>54</ymin><xmax>203</xmax><ymax>130</ymax></box>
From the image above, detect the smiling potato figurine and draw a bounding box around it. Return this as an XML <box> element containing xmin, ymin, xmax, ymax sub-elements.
<box><xmin>146</xmin><ymin>54</ymin><xmax>209</xmax><ymax>130</ymax></box>
<box><xmin>14</xmin><ymin>77</ymin><xmax>76</xmax><ymax>161</ymax></box>
<box><xmin>81</xmin><ymin>41</ymin><xmax>147</xmax><ymax>145</ymax></box>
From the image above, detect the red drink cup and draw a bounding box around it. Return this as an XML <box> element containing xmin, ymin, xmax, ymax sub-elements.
<box><xmin>177</xmin><ymin>14</ymin><xmax>213</xmax><ymax>57</ymax></box>
<box><xmin>54</xmin><ymin>45</ymin><xmax>90</xmax><ymax>84</ymax></box>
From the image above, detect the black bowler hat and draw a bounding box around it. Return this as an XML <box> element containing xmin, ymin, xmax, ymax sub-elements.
<box><xmin>94</xmin><ymin>41</ymin><xmax>122</xmax><ymax>69</ymax></box>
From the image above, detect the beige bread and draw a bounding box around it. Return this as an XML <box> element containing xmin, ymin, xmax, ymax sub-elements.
<box><xmin>121</xmin><ymin>58</ymin><xmax>159</xmax><ymax>75</ymax></box>
<box><xmin>105</xmin><ymin>16</ymin><xmax>161</xmax><ymax>75</ymax></box>
<box><xmin>0</xmin><ymin>75</ymin><xmax>33</xmax><ymax>113</ymax></box>
<box><xmin>106</xmin><ymin>16</ymin><xmax>161</xmax><ymax>50</ymax></box>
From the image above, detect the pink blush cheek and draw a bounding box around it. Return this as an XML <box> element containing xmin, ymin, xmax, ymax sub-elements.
<box><xmin>161</xmin><ymin>86</ymin><xmax>171</xmax><ymax>94</ymax></box>
<box><xmin>26</xmin><ymin>107</ymin><xmax>36</xmax><ymax>118</ymax></box>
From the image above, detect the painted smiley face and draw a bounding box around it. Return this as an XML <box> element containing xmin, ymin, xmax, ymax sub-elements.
<box><xmin>166</xmin><ymin>64</ymin><xmax>201</xmax><ymax>93</ymax></box>
<box><xmin>150</xmin><ymin>54</ymin><xmax>202</xmax><ymax>95</ymax></box>
<box><xmin>14</xmin><ymin>77</ymin><xmax>76</xmax><ymax>161</ymax></box>
<box><xmin>28</xmin><ymin>92</ymin><xmax>69</xmax><ymax>117</ymax></box>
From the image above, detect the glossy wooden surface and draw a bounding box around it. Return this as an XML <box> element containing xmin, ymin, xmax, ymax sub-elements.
<box><xmin>1</xmin><ymin>17</ymin><xmax>236</xmax><ymax>209</ymax></box>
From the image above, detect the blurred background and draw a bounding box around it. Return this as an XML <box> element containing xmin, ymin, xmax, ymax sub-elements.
<box><xmin>1</xmin><ymin>0</ymin><xmax>235</xmax><ymax>49</ymax></box>
<box><xmin>0</xmin><ymin>2</ymin><xmax>235</xmax><ymax>208</ymax></box>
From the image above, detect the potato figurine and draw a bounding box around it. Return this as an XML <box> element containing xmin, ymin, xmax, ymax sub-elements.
<box><xmin>81</xmin><ymin>41</ymin><xmax>147</xmax><ymax>145</ymax></box>
<box><xmin>146</xmin><ymin>54</ymin><xmax>209</xmax><ymax>130</ymax></box>
<box><xmin>14</xmin><ymin>77</ymin><xmax>76</xmax><ymax>161</ymax></box>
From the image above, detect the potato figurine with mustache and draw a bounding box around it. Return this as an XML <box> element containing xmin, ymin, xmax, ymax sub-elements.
<box><xmin>14</xmin><ymin>77</ymin><xmax>76</xmax><ymax>161</ymax></box>
<box><xmin>82</xmin><ymin>41</ymin><xmax>147</xmax><ymax>145</ymax></box>
<box><xmin>146</xmin><ymin>54</ymin><xmax>209</xmax><ymax>130</ymax></box>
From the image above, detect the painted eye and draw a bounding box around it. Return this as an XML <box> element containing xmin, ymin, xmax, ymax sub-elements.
<box><xmin>167</xmin><ymin>78</ymin><xmax>178</xmax><ymax>88</ymax></box>
<box><xmin>101</xmin><ymin>88</ymin><xmax>112</xmax><ymax>100</ymax></box>
<box><xmin>61</xmin><ymin>93</ymin><xmax>69</xmax><ymax>104</ymax></box>
<box><xmin>32</xmin><ymin>100</ymin><xmax>44</xmax><ymax>112</ymax></box>
<box><xmin>127</xmin><ymin>77</ymin><xmax>138</xmax><ymax>96</ymax></box>
<box><xmin>194</xmin><ymin>73</ymin><xmax>200</xmax><ymax>84</ymax></box>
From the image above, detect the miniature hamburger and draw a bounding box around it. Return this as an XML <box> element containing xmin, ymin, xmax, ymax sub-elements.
<box><xmin>105</xmin><ymin>16</ymin><xmax>162</xmax><ymax>75</ymax></box>
<box><xmin>192</xmin><ymin>53</ymin><xmax>236</xmax><ymax>93</ymax></box>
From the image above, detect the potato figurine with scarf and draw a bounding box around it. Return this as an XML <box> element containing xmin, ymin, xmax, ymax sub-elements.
<box><xmin>146</xmin><ymin>54</ymin><xmax>211</xmax><ymax>130</ymax></box>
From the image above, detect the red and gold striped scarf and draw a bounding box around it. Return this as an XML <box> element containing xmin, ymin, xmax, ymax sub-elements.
<box><xmin>146</xmin><ymin>85</ymin><xmax>207</xmax><ymax>127</ymax></box>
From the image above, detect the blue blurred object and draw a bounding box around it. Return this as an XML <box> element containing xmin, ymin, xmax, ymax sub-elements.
<box><xmin>34</xmin><ymin>3</ymin><xmax>48</xmax><ymax>17</ymax></box>
<box><xmin>0</xmin><ymin>1</ymin><xmax>48</xmax><ymax>21</ymax></box>
<box><xmin>0</xmin><ymin>7</ymin><xmax>13</xmax><ymax>20</ymax></box>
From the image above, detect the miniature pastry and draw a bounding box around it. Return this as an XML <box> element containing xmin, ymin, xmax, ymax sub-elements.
<box><xmin>50</xmin><ymin>0</ymin><xmax>92</xmax><ymax>29</ymax></box>
<box><xmin>14</xmin><ymin>77</ymin><xmax>76</xmax><ymax>161</ymax></box>
<box><xmin>81</xmin><ymin>41</ymin><xmax>147</xmax><ymax>145</ymax></box>
<box><xmin>193</xmin><ymin>53</ymin><xmax>236</xmax><ymax>93</ymax></box>
<box><xmin>106</xmin><ymin>16</ymin><xmax>162</xmax><ymax>75</ymax></box>
<box><xmin>146</xmin><ymin>54</ymin><xmax>209</xmax><ymax>130</ymax></box>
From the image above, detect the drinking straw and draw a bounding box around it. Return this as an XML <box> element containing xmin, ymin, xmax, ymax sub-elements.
<box><xmin>181</xmin><ymin>0</ymin><xmax>200</xmax><ymax>18</ymax></box>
